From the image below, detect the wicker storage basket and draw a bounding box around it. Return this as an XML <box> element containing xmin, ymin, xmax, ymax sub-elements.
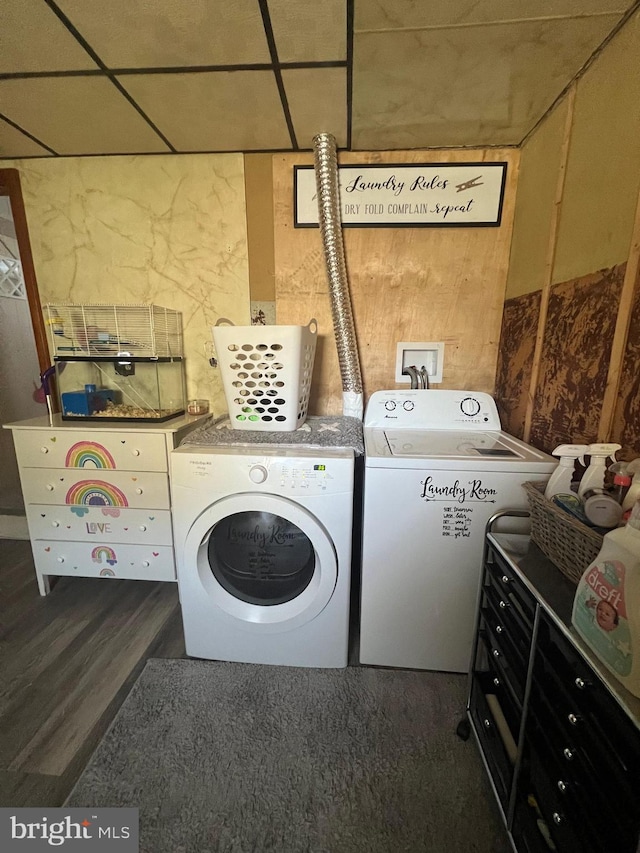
<box><xmin>523</xmin><ymin>481</ymin><xmax>603</xmax><ymax>585</ymax></box>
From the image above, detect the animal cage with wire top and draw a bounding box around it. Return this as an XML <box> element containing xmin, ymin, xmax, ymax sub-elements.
<box><xmin>45</xmin><ymin>304</ymin><xmax>186</xmax><ymax>421</ymax></box>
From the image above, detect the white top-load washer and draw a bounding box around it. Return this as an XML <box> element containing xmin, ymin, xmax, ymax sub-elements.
<box><xmin>359</xmin><ymin>389</ymin><xmax>556</xmax><ymax>672</ymax></box>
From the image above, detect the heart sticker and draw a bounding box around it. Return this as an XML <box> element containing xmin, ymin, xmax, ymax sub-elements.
<box><xmin>50</xmin><ymin>437</ymin><xmax>56</xmax><ymax>442</ymax></box>
<box><xmin>153</xmin><ymin>552</ymin><xmax>159</xmax><ymax>557</ymax></box>
<box><xmin>41</xmin><ymin>513</ymin><xmax>46</xmax><ymax>517</ymax></box>
<box><xmin>44</xmin><ymin>547</ymin><xmax>50</xmax><ymax>552</ymax></box>
<box><xmin>132</xmin><ymin>477</ymin><xmax>137</xmax><ymax>481</ymax></box>
<box><xmin>124</xmin><ymin>527</ymin><xmax>128</xmax><ymax>531</ymax></box>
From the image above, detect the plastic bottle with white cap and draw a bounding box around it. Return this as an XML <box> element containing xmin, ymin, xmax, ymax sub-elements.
<box><xmin>621</xmin><ymin>458</ymin><xmax>640</xmax><ymax>514</ymax></box>
<box><xmin>577</xmin><ymin>443</ymin><xmax>622</xmax><ymax>500</ymax></box>
<box><xmin>572</xmin><ymin>497</ymin><xmax>640</xmax><ymax>697</ymax></box>
<box><xmin>544</xmin><ymin>444</ymin><xmax>589</xmax><ymax>500</ymax></box>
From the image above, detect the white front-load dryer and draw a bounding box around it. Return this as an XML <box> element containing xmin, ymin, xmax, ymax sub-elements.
<box><xmin>171</xmin><ymin>444</ymin><xmax>355</xmax><ymax>667</ymax></box>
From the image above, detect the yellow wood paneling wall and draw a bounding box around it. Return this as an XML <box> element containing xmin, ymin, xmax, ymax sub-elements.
<box><xmin>274</xmin><ymin>149</ymin><xmax>519</xmax><ymax>415</ymax></box>
<box><xmin>498</xmin><ymin>8</ymin><xmax>640</xmax><ymax>452</ymax></box>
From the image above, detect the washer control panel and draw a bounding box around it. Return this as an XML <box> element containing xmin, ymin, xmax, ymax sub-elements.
<box><xmin>365</xmin><ymin>389</ymin><xmax>501</xmax><ymax>429</ymax></box>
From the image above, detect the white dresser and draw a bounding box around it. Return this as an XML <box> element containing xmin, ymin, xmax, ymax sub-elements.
<box><xmin>5</xmin><ymin>413</ymin><xmax>208</xmax><ymax>594</ymax></box>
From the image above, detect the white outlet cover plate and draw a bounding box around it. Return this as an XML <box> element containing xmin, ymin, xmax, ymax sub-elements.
<box><xmin>395</xmin><ymin>341</ymin><xmax>444</xmax><ymax>384</ymax></box>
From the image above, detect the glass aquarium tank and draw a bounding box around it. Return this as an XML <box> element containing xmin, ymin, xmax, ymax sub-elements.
<box><xmin>55</xmin><ymin>357</ymin><xmax>186</xmax><ymax>421</ymax></box>
<box><xmin>45</xmin><ymin>303</ymin><xmax>186</xmax><ymax>422</ymax></box>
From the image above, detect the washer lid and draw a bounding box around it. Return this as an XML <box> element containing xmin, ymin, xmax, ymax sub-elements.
<box><xmin>364</xmin><ymin>427</ymin><xmax>556</xmax><ymax>471</ymax></box>
<box><xmin>385</xmin><ymin>429</ymin><xmax>523</xmax><ymax>458</ymax></box>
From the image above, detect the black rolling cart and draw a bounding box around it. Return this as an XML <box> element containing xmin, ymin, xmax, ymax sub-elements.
<box><xmin>459</xmin><ymin>511</ymin><xmax>640</xmax><ymax>853</ymax></box>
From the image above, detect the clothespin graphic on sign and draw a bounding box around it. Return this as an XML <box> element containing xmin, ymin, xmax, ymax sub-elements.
<box><xmin>456</xmin><ymin>175</ymin><xmax>483</xmax><ymax>193</ymax></box>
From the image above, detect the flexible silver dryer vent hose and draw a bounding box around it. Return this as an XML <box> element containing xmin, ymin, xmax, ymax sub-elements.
<box><xmin>312</xmin><ymin>132</ymin><xmax>363</xmax><ymax>420</ymax></box>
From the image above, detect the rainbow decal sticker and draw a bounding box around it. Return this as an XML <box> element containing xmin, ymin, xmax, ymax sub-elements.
<box><xmin>65</xmin><ymin>480</ymin><xmax>129</xmax><ymax>507</ymax></box>
<box><xmin>92</xmin><ymin>546</ymin><xmax>117</xmax><ymax>566</ymax></box>
<box><xmin>65</xmin><ymin>441</ymin><xmax>116</xmax><ymax>469</ymax></box>
<box><xmin>99</xmin><ymin>568</ymin><xmax>116</xmax><ymax>577</ymax></box>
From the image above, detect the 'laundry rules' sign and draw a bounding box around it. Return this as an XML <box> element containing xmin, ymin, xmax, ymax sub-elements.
<box><xmin>294</xmin><ymin>162</ymin><xmax>507</xmax><ymax>228</ymax></box>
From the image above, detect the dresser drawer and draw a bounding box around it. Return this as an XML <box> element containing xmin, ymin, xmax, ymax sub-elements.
<box><xmin>537</xmin><ymin>616</ymin><xmax>640</xmax><ymax>781</ymax></box>
<box><xmin>486</xmin><ymin>548</ymin><xmax>536</xmax><ymax>629</ymax></box>
<box><xmin>20</xmin><ymin>468</ymin><xmax>170</xmax><ymax>510</ymax></box>
<box><xmin>480</xmin><ymin>616</ymin><xmax>527</xmax><ymax>705</ymax></box>
<box><xmin>483</xmin><ymin>567</ymin><xmax>533</xmax><ymax>653</ymax></box>
<box><xmin>26</xmin><ymin>505</ymin><xmax>173</xmax><ymax>546</ymax></box>
<box><xmin>528</xmin><ymin>678</ymin><xmax>639</xmax><ymax>834</ymax></box>
<box><xmin>469</xmin><ymin>673</ymin><xmax>514</xmax><ymax>810</ymax></box>
<box><xmin>527</xmin><ymin>739</ymin><xmax>606</xmax><ymax>853</ymax></box>
<box><xmin>32</xmin><ymin>540</ymin><xmax>176</xmax><ymax>582</ymax></box>
<box><xmin>526</xmin><ymin>708</ymin><xmax>638</xmax><ymax>852</ymax></box>
<box><xmin>12</xmin><ymin>429</ymin><xmax>168</xmax><ymax>472</ymax></box>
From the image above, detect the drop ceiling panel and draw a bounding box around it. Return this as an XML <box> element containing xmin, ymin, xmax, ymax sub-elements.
<box><xmin>1</xmin><ymin>0</ymin><xmax>97</xmax><ymax>73</ymax></box>
<box><xmin>0</xmin><ymin>78</ymin><xmax>170</xmax><ymax>156</ymax></box>
<box><xmin>55</xmin><ymin>0</ymin><xmax>270</xmax><ymax>68</ymax></box>
<box><xmin>356</xmin><ymin>0</ymin><xmax>631</xmax><ymax>31</ymax></box>
<box><xmin>0</xmin><ymin>119</ymin><xmax>53</xmax><ymax>159</ymax></box>
<box><xmin>118</xmin><ymin>71</ymin><xmax>291</xmax><ymax>151</ymax></box>
<box><xmin>283</xmin><ymin>68</ymin><xmax>347</xmax><ymax>149</ymax></box>
<box><xmin>269</xmin><ymin>0</ymin><xmax>346</xmax><ymax>62</ymax></box>
<box><xmin>0</xmin><ymin>2</ymin><xmax>636</xmax><ymax>157</ymax></box>
<box><xmin>352</xmin><ymin>14</ymin><xmax>622</xmax><ymax>149</ymax></box>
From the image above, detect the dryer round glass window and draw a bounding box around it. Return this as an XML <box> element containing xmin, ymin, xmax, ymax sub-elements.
<box><xmin>207</xmin><ymin>511</ymin><xmax>315</xmax><ymax>606</ymax></box>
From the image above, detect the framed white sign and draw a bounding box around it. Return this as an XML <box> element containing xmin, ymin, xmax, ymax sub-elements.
<box><xmin>294</xmin><ymin>162</ymin><xmax>507</xmax><ymax>228</ymax></box>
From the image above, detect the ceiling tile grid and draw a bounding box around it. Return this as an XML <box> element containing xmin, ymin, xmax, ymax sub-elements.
<box><xmin>0</xmin><ymin>0</ymin><xmax>637</xmax><ymax>159</ymax></box>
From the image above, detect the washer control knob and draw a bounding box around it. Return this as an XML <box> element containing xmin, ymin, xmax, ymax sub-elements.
<box><xmin>249</xmin><ymin>465</ymin><xmax>268</xmax><ymax>484</ymax></box>
<box><xmin>384</xmin><ymin>400</ymin><xmax>396</xmax><ymax>411</ymax></box>
<box><xmin>460</xmin><ymin>396</ymin><xmax>481</xmax><ymax>417</ymax></box>
<box><xmin>403</xmin><ymin>400</ymin><xmax>414</xmax><ymax>411</ymax></box>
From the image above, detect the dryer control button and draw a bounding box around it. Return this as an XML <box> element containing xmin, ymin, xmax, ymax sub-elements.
<box><xmin>249</xmin><ymin>465</ymin><xmax>268</xmax><ymax>484</ymax></box>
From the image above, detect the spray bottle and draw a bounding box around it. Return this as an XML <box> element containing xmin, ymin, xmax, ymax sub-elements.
<box><xmin>572</xmin><ymin>498</ymin><xmax>640</xmax><ymax>698</ymax></box>
<box><xmin>608</xmin><ymin>461</ymin><xmax>632</xmax><ymax>505</ymax></box>
<box><xmin>544</xmin><ymin>444</ymin><xmax>589</xmax><ymax>499</ymax></box>
<box><xmin>577</xmin><ymin>443</ymin><xmax>622</xmax><ymax>500</ymax></box>
<box><xmin>622</xmin><ymin>458</ymin><xmax>640</xmax><ymax>514</ymax></box>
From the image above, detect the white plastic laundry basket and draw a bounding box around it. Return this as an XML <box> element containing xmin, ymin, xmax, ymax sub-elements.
<box><xmin>213</xmin><ymin>318</ymin><xmax>317</xmax><ymax>431</ymax></box>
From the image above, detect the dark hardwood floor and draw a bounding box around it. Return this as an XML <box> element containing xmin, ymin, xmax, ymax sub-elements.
<box><xmin>0</xmin><ymin>538</ymin><xmax>185</xmax><ymax>807</ymax></box>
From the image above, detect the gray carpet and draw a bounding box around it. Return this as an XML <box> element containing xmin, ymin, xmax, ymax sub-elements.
<box><xmin>67</xmin><ymin>659</ymin><xmax>511</xmax><ymax>853</ymax></box>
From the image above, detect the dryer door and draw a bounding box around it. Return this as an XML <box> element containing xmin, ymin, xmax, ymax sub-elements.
<box><xmin>183</xmin><ymin>493</ymin><xmax>338</xmax><ymax>633</ymax></box>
